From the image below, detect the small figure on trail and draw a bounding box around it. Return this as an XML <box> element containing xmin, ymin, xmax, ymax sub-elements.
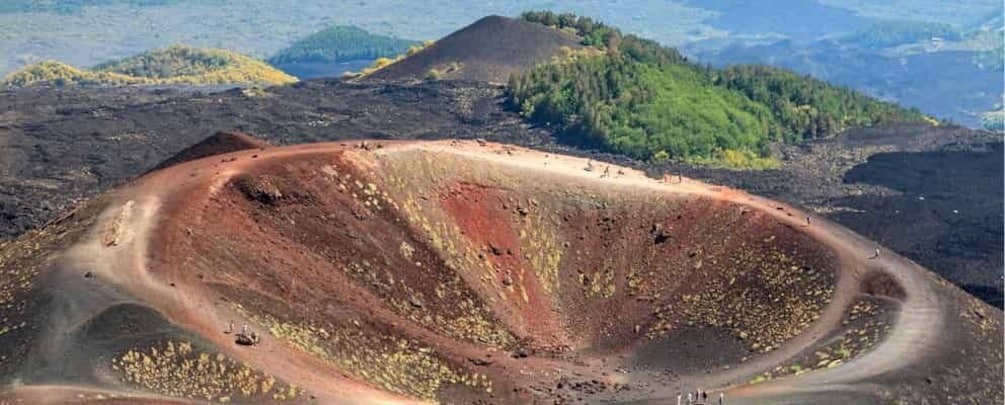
<box><xmin>702</xmin><ymin>391</ymin><xmax>708</xmax><ymax>401</ymax></box>
<box><xmin>805</xmin><ymin>215</ymin><xmax>811</xmax><ymax>226</ymax></box>
<box><xmin>678</xmin><ymin>173</ymin><xmax>683</xmax><ymax>183</ymax></box>
<box><xmin>603</xmin><ymin>166</ymin><xmax>611</xmax><ymax>178</ymax></box>
<box><xmin>617</xmin><ymin>168</ymin><xmax>625</xmax><ymax>176</ymax></box>
<box><xmin>677</xmin><ymin>394</ymin><xmax>682</xmax><ymax>405</ymax></box>
<box><xmin>719</xmin><ymin>392</ymin><xmax>724</xmax><ymax>405</ymax></box>
<box><xmin>585</xmin><ymin>160</ymin><xmax>595</xmax><ymax>172</ymax></box>
<box><xmin>871</xmin><ymin>247</ymin><xmax>881</xmax><ymax>259</ymax></box>
<box><xmin>687</xmin><ymin>393</ymin><xmax>692</xmax><ymax>404</ymax></box>
<box><xmin>242</xmin><ymin>323</ymin><xmax>248</xmax><ymax>336</ymax></box>
<box><xmin>250</xmin><ymin>331</ymin><xmax>259</xmax><ymax>345</ymax></box>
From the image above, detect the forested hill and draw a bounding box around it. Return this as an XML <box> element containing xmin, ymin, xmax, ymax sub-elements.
<box><xmin>3</xmin><ymin>45</ymin><xmax>296</xmax><ymax>87</ymax></box>
<box><xmin>268</xmin><ymin>26</ymin><xmax>420</xmax><ymax>65</ymax></box>
<box><xmin>509</xmin><ymin>11</ymin><xmax>928</xmax><ymax>168</ymax></box>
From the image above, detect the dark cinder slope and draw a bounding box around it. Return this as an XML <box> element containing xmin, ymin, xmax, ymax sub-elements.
<box><xmin>363</xmin><ymin>15</ymin><xmax>583</xmax><ymax>83</ymax></box>
<box><xmin>150</xmin><ymin>131</ymin><xmax>270</xmax><ymax>172</ymax></box>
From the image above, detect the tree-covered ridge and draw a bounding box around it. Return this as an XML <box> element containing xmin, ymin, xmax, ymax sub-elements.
<box><xmin>714</xmin><ymin>65</ymin><xmax>925</xmax><ymax>141</ymax></box>
<box><xmin>268</xmin><ymin>26</ymin><xmax>420</xmax><ymax>65</ymax></box>
<box><xmin>511</xmin><ymin>11</ymin><xmax>927</xmax><ymax>167</ymax></box>
<box><xmin>3</xmin><ymin>45</ymin><xmax>296</xmax><ymax>87</ymax></box>
<box><xmin>519</xmin><ymin>11</ymin><xmax>619</xmax><ymax>49</ymax></box>
<box><xmin>838</xmin><ymin>20</ymin><xmax>964</xmax><ymax>48</ymax></box>
<box><xmin>509</xmin><ymin>53</ymin><xmax>776</xmax><ymax>161</ymax></box>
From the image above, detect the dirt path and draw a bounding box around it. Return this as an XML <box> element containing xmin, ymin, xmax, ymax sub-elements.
<box><xmin>47</xmin><ymin>139</ymin><xmax>949</xmax><ymax>403</ymax></box>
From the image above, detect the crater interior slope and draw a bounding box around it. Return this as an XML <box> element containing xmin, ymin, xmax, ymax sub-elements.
<box><xmin>0</xmin><ymin>140</ymin><xmax>1000</xmax><ymax>404</ymax></box>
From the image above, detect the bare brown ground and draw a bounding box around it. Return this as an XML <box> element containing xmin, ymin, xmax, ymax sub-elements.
<box><xmin>2</xmin><ymin>385</ymin><xmax>191</xmax><ymax>404</ymax></box>
<box><xmin>3</xmin><ymin>139</ymin><xmax>1001</xmax><ymax>404</ymax></box>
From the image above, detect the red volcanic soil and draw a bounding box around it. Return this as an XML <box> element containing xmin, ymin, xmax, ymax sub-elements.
<box><xmin>362</xmin><ymin>15</ymin><xmax>583</xmax><ymax>83</ymax></box>
<box><xmin>0</xmin><ymin>139</ymin><xmax>1000</xmax><ymax>404</ymax></box>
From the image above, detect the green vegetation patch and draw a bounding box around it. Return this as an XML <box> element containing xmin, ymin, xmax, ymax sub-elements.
<box><xmin>268</xmin><ymin>25</ymin><xmax>419</xmax><ymax>65</ymax></box>
<box><xmin>511</xmin><ymin>11</ymin><xmax>927</xmax><ymax>168</ymax></box>
<box><xmin>3</xmin><ymin>45</ymin><xmax>296</xmax><ymax>87</ymax></box>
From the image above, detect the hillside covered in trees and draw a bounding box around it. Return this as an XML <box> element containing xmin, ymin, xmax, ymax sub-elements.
<box><xmin>268</xmin><ymin>25</ymin><xmax>419</xmax><ymax>65</ymax></box>
<box><xmin>3</xmin><ymin>45</ymin><xmax>296</xmax><ymax>87</ymax></box>
<box><xmin>510</xmin><ymin>11</ymin><xmax>928</xmax><ymax>167</ymax></box>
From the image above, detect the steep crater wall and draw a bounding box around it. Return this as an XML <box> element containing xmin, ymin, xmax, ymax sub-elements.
<box><xmin>150</xmin><ymin>147</ymin><xmax>841</xmax><ymax>402</ymax></box>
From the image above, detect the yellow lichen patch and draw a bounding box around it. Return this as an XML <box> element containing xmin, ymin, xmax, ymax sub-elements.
<box><xmin>257</xmin><ymin>315</ymin><xmax>491</xmax><ymax>402</ymax></box>
<box><xmin>626</xmin><ymin>265</ymin><xmax>646</xmax><ymax>297</ymax></box>
<box><xmin>649</xmin><ymin>246</ymin><xmax>834</xmax><ymax>353</ymax></box>
<box><xmin>517</xmin><ymin>211</ymin><xmax>562</xmax><ymax>294</ymax></box>
<box><xmin>113</xmin><ymin>341</ymin><xmax>301</xmax><ymax>402</ymax></box>
<box><xmin>581</xmin><ymin>260</ymin><xmax>616</xmax><ymax>299</ymax></box>
<box><xmin>753</xmin><ymin>297</ymin><xmax>891</xmax><ymax>383</ymax></box>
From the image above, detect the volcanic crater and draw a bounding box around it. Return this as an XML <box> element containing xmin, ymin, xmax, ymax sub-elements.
<box><xmin>0</xmin><ymin>140</ymin><xmax>1000</xmax><ymax>404</ymax></box>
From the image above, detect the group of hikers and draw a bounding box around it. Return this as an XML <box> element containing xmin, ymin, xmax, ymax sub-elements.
<box><xmin>585</xmin><ymin>160</ymin><xmax>626</xmax><ymax>178</ymax></box>
<box><xmin>227</xmin><ymin>322</ymin><xmax>261</xmax><ymax>346</ymax></box>
<box><xmin>679</xmin><ymin>389</ymin><xmax>724</xmax><ymax>404</ymax></box>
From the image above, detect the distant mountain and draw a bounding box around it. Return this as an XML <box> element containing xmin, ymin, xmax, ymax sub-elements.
<box><xmin>0</xmin><ymin>0</ymin><xmax>190</xmax><ymax>14</ymax></box>
<box><xmin>983</xmin><ymin>110</ymin><xmax>1004</xmax><ymax>131</ymax></box>
<box><xmin>836</xmin><ymin>20</ymin><xmax>963</xmax><ymax>49</ymax></box>
<box><xmin>3</xmin><ymin>45</ymin><xmax>296</xmax><ymax>87</ymax></box>
<box><xmin>269</xmin><ymin>26</ymin><xmax>419</xmax><ymax>65</ymax></box>
<box><xmin>685</xmin><ymin>0</ymin><xmax>867</xmax><ymax>40</ymax></box>
<box><xmin>361</xmin><ymin>15</ymin><xmax>583</xmax><ymax>83</ymax></box>
<box><xmin>267</xmin><ymin>25</ymin><xmax>421</xmax><ymax>80</ymax></box>
<box><xmin>690</xmin><ymin>39</ymin><xmax>1002</xmax><ymax>127</ymax></box>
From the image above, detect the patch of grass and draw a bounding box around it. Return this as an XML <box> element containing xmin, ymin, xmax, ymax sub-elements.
<box><xmin>254</xmin><ymin>314</ymin><xmax>491</xmax><ymax>401</ymax></box>
<box><xmin>684</xmin><ymin>149</ymin><xmax>781</xmax><ymax>170</ymax></box>
<box><xmin>113</xmin><ymin>340</ymin><xmax>302</xmax><ymax>402</ymax></box>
